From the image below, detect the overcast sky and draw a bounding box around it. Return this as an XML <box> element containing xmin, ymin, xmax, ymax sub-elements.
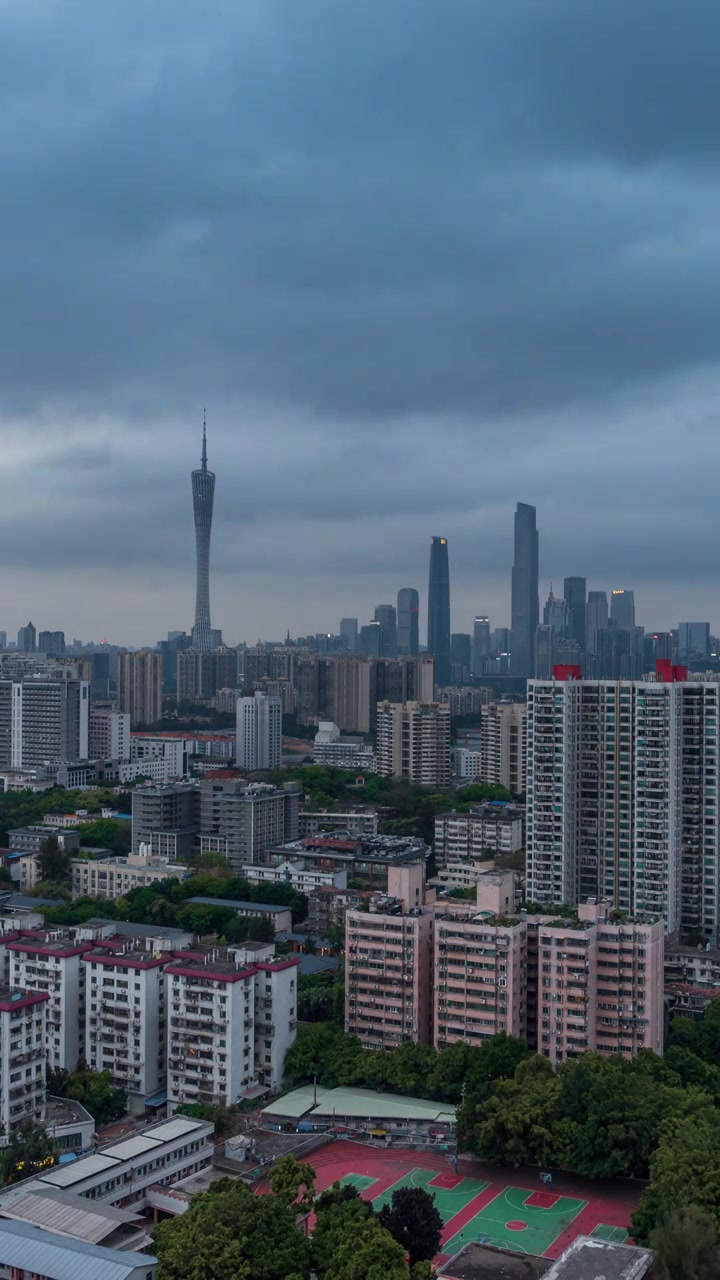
<box><xmin>1</xmin><ymin>1</ymin><xmax>720</xmax><ymax>646</ymax></box>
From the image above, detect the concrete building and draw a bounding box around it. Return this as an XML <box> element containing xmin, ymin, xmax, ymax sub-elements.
<box><xmin>345</xmin><ymin>864</ymin><xmax>432</xmax><ymax>1050</ymax></box>
<box><xmin>434</xmin><ymin>803</ymin><xmax>525</xmax><ymax>862</ymax></box>
<box><xmin>536</xmin><ymin>901</ymin><xmax>664</xmax><ymax>1065</ymax></box>
<box><xmin>131</xmin><ymin>783</ymin><xmax>200</xmax><ymax>859</ymax></box>
<box><xmin>453</xmin><ymin>747</ymin><xmax>483</xmax><ymax>780</ymax></box>
<box><xmin>298</xmin><ymin>808</ymin><xmax>379</xmax><ymax>838</ymax></box>
<box><xmin>166</xmin><ymin>944</ymin><xmax>299</xmax><ymax>1107</ymax></box>
<box><xmin>241</xmin><ymin>859</ymin><xmax>347</xmax><ymax>893</ymax></box>
<box><xmin>236</xmin><ymin>691</ymin><xmax>282</xmax><ymax>771</ymax></box>
<box><xmin>8</xmin><ymin>826</ymin><xmax>81</xmax><ymax>854</ymax></box>
<box><xmin>198</xmin><ymin>778</ymin><xmax>299</xmax><ymax>871</ymax></box>
<box><xmin>434</xmin><ymin>872</ymin><xmax>527</xmax><ymax>1049</ymax></box>
<box><xmin>71</xmin><ymin>852</ymin><xmax>186</xmax><ymax>901</ymax></box>
<box><xmin>7</xmin><ymin>935</ymin><xmax>91</xmax><ymax>1071</ymax></box>
<box><xmin>526</xmin><ymin>665</ymin><xmax>720</xmax><ymax>941</ymax></box>
<box><xmin>479</xmin><ymin>701</ymin><xmax>526</xmax><ymax>794</ymax></box>
<box><xmin>270</xmin><ymin>833</ymin><xmax>430</xmax><ymax>889</ymax></box>
<box><xmin>5</xmin><ymin>678</ymin><xmax>89</xmax><ymax>769</ymax></box>
<box><xmin>177</xmin><ymin>647</ymin><xmax>238</xmax><ymax>702</ymax></box>
<box><xmin>89</xmin><ymin>709</ymin><xmax>130</xmax><ymax>762</ymax></box>
<box><xmin>313</xmin><ymin>722</ymin><xmax>376</xmax><ymax>772</ymax></box>
<box><xmin>117</xmin><ymin>651</ymin><xmax>162</xmax><ymax>727</ymax></box>
<box><xmin>184</xmin><ymin>897</ymin><xmax>292</xmax><ymax>934</ymax></box>
<box><xmin>84</xmin><ymin>943</ymin><xmax>169</xmax><ymax>1109</ymax></box>
<box><xmin>0</xmin><ymin>987</ymin><xmax>48</xmax><ymax>1133</ymax></box>
<box><xmin>376</xmin><ymin>701</ymin><xmax>451</xmax><ymax>786</ymax></box>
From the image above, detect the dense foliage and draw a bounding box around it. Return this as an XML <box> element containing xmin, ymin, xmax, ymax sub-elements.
<box><xmin>48</xmin><ymin>1061</ymin><xmax>128</xmax><ymax>1125</ymax></box>
<box><xmin>0</xmin><ymin>1118</ymin><xmax>56</xmax><ymax>1184</ymax></box>
<box><xmin>39</xmin><ymin>871</ymin><xmax>308</xmax><ymax>933</ymax></box>
<box><xmin>0</xmin><ymin>786</ymin><xmax>131</xmax><ymax>845</ymax></box>
<box><xmin>378</xmin><ymin>1186</ymin><xmax>443</xmax><ymax>1266</ymax></box>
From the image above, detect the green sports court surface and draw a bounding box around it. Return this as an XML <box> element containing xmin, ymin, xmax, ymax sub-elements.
<box><xmin>443</xmin><ymin>1186</ymin><xmax>589</xmax><ymax>1256</ymax></box>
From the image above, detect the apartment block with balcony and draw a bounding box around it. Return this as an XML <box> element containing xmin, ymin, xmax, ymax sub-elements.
<box><xmin>526</xmin><ymin>666</ymin><xmax>720</xmax><ymax>942</ymax></box>
<box><xmin>166</xmin><ymin>953</ymin><xmax>257</xmax><ymax>1110</ymax></box>
<box><xmin>376</xmin><ymin>701</ymin><xmax>451</xmax><ymax>787</ymax></box>
<box><xmin>7</xmin><ymin>935</ymin><xmax>91</xmax><ymax>1071</ymax></box>
<box><xmin>71</xmin><ymin>852</ymin><xmax>187</xmax><ymax>901</ymax></box>
<box><xmin>536</xmin><ymin>901</ymin><xmax>664</xmax><ymax>1065</ymax></box>
<box><xmin>434</xmin><ymin>804</ymin><xmax>524</xmax><ymax>865</ymax></box>
<box><xmin>479</xmin><ymin>701</ymin><xmax>526</xmax><ymax>793</ymax></box>
<box><xmin>434</xmin><ymin>873</ymin><xmax>527</xmax><ymax>1049</ymax></box>
<box><xmin>0</xmin><ymin>988</ymin><xmax>48</xmax><ymax>1132</ymax></box>
<box><xmin>345</xmin><ymin>863</ymin><xmax>432</xmax><ymax>1050</ymax></box>
<box><xmin>84</xmin><ymin>945</ymin><xmax>169</xmax><ymax>1109</ymax></box>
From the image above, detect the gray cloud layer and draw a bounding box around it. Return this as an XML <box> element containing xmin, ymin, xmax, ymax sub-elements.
<box><xmin>1</xmin><ymin>1</ymin><xmax>720</xmax><ymax>643</ymax></box>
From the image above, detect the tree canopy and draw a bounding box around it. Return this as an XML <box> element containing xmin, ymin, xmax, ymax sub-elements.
<box><xmin>378</xmin><ymin>1186</ymin><xmax>443</xmax><ymax>1266</ymax></box>
<box><xmin>0</xmin><ymin>1118</ymin><xmax>56</xmax><ymax>1185</ymax></box>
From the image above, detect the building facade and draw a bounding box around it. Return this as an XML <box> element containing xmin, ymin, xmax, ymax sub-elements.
<box><xmin>397</xmin><ymin>588</ymin><xmax>419</xmax><ymax>656</ymax></box>
<box><xmin>376</xmin><ymin>701</ymin><xmax>451</xmax><ymax>786</ymax></box>
<box><xmin>479</xmin><ymin>701</ymin><xmax>526</xmax><ymax>794</ymax></box>
<box><xmin>0</xmin><ymin>987</ymin><xmax>48</xmax><ymax>1133</ymax></box>
<box><xmin>198</xmin><ymin>778</ymin><xmax>299</xmax><ymax>870</ymax></box>
<box><xmin>313</xmin><ymin>722</ymin><xmax>376</xmax><ymax>772</ymax></box>
<box><xmin>89</xmin><ymin>708</ymin><xmax>130</xmax><ymax>762</ymax></box>
<box><xmin>131</xmin><ymin>783</ymin><xmax>200</xmax><ymax>859</ymax></box>
<box><xmin>434</xmin><ymin>804</ymin><xmax>525</xmax><ymax>861</ymax></box>
<box><xmin>117</xmin><ymin>652</ymin><xmax>162</xmax><ymax>727</ymax></box>
<box><xmin>236</xmin><ymin>692</ymin><xmax>282</xmax><ymax>771</ymax></box>
<box><xmin>427</xmin><ymin>537</ymin><xmax>451</xmax><ymax>686</ymax></box>
<box><xmin>84</xmin><ymin>944</ymin><xmax>169</xmax><ymax>1107</ymax></box>
<box><xmin>510</xmin><ymin>502</ymin><xmax>539</xmax><ymax>677</ymax></box>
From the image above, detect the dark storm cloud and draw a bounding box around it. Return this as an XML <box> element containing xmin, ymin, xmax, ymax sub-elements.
<box><xmin>1</xmin><ymin>0</ymin><xmax>720</xmax><ymax>639</ymax></box>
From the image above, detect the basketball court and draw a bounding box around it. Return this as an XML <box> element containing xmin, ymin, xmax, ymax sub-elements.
<box><xmin>295</xmin><ymin>1141</ymin><xmax>634</xmax><ymax>1261</ymax></box>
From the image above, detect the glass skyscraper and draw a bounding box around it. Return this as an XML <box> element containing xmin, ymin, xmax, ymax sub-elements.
<box><xmin>397</xmin><ymin>588</ymin><xmax>419</xmax><ymax>655</ymax></box>
<box><xmin>510</xmin><ymin>502</ymin><xmax>539</xmax><ymax>676</ymax></box>
<box><xmin>427</xmin><ymin>537</ymin><xmax>451</xmax><ymax>685</ymax></box>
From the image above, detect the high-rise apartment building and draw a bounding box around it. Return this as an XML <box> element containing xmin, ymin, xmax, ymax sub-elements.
<box><xmin>427</xmin><ymin>537</ymin><xmax>451</xmax><ymax>686</ymax></box>
<box><xmin>8</xmin><ymin>678</ymin><xmax>89</xmax><ymax>769</ymax></box>
<box><xmin>84</xmin><ymin>943</ymin><xmax>169</xmax><ymax>1108</ymax></box>
<box><xmin>479</xmin><ymin>701</ymin><xmax>526</xmax><ymax>794</ymax></box>
<box><xmin>339</xmin><ymin>619</ymin><xmax>358</xmax><ymax>653</ymax></box>
<box><xmin>472</xmin><ymin>616</ymin><xmax>490</xmax><ymax>675</ymax></box>
<box><xmin>117</xmin><ymin>651</ymin><xmax>162</xmax><ymax>726</ymax></box>
<box><xmin>586</xmin><ymin>591</ymin><xmax>609</xmax><ymax>656</ymax></box>
<box><xmin>8</xmin><ymin>936</ymin><xmax>91</xmax><ymax>1072</ymax></box>
<box><xmin>610</xmin><ymin>589</ymin><xmax>635</xmax><ymax>627</ymax></box>
<box><xmin>357</xmin><ymin>622</ymin><xmax>384</xmax><ymax>657</ymax></box>
<box><xmin>177</xmin><ymin>647</ymin><xmax>238</xmax><ymax>702</ymax></box>
<box><xmin>236</xmin><ymin>692</ymin><xmax>282</xmax><ymax>771</ymax></box>
<box><xmin>191</xmin><ymin>422</ymin><xmax>215</xmax><ymax>652</ymax></box>
<box><xmin>526</xmin><ymin>665</ymin><xmax>720</xmax><ymax>942</ymax></box>
<box><xmin>534</xmin><ymin>624</ymin><xmax>556</xmax><ymax>679</ymax></box>
<box><xmin>376</xmin><ymin>701</ymin><xmax>451</xmax><ymax>786</ymax></box>
<box><xmin>510</xmin><ymin>503</ymin><xmax>539</xmax><ymax>676</ymax></box>
<box><xmin>345</xmin><ymin>864</ymin><xmax>432</xmax><ymax>1050</ymax></box>
<box><xmin>374</xmin><ymin>606</ymin><xmax>398</xmax><ymax>658</ymax></box>
<box><xmin>397</xmin><ymin>589</ymin><xmax>419</xmax><ymax>656</ymax></box>
<box><xmin>563</xmin><ymin>578</ymin><xmax>586</xmax><ymax>653</ymax></box>
<box><xmin>89</xmin><ymin>708</ymin><xmax>130</xmax><ymax>761</ymax></box>
<box><xmin>296</xmin><ymin>654</ymin><xmax>433</xmax><ymax>733</ymax></box>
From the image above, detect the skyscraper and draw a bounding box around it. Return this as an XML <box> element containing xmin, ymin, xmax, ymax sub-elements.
<box><xmin>427</xmin><ymin>537</ymin><xmax>451</xmax><ymax>685</ymax></box>
<box><xmin>117</xmin><ymin>651</ymin><xmax>162</xmax><ymax>726</ymax></box>
<box><xmin>563</xmin><ymin>577</ymin><xmax>586</xmax><ymax>653</ymax></box>
<box><xmin>610</xmin><ymin>589</ymin><xmax>635</xmax><ymax>627</ymax></box>
<box><xmin>191</xmin><ymin>420</ymin><xmax>215</xmax><ymax>652</ymax></box>
<box><xmin>510</xmin><ymin>503</ymin><xmax>539</xmax><ymax>676</ymax></box>
<box><xmin>339</xmin><ymin>618</ymin><xmax>358</xmax><ymax>652</ymax></box>
<box><xmin>586</xmin><ymin>591</ymin><xmax>608</xmax><ymax>656</ymax></box>
<box><xmin>374</xmin><ymin>605</ymin><xmax>398</xmax><ymax>657</ymax></box>
<box><xmin>472</xmin><ymin>616</ymin><xmax>490</xmax><ymax>675</ymax></box>
<box><xmin>397</xmin><ymin>589</ymin><xmax>419</xmax><ymax>656</ymax></box>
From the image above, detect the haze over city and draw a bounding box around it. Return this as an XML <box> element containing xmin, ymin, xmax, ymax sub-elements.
<box><xmin>2</xmin><ymin>1</ymin><xmax>720</xmax><ymax>643</ymax></box>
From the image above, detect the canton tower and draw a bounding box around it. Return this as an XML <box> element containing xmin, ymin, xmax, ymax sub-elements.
<box><xmin>191</xmin><ymin>417</ymin><xmax>215</xmax><ymax>651</ymax></box>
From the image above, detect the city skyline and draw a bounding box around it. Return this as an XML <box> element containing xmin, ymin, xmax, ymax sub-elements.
<box><xmin>1</xmin><ymin>6</ymin><xmax>720</xmax><ymax>642</ymax></box>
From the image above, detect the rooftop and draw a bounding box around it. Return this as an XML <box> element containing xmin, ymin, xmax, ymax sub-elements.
<box><xmin>263</xmin><ymin>1084</ymin><xmax>456</xmax><ymax>1124</ymax></box>
<box><xmin>0</xmin><ymin>1218</ymin><xmax>157</xmax><ymax>1280</ymax></box>
<box><xmin>186</xmin><ymin>896</ymin><xmax>291</xmax><ymax>915</ymax></box>
<box><xmin>542</xmin><ymin>1236</ymin><xmax>653</xmax><ymax>1280</ymax></box>
<box><xmin>439</xmin><ymin>1241</ymin><xmax>549</xmax><ymax>1280</ymax></box>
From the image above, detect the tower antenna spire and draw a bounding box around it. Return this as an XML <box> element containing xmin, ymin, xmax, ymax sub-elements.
<box><xmin>201</xmin><ymin>409</ymin><xmax>207</xmax><ymax>471</ymax></box>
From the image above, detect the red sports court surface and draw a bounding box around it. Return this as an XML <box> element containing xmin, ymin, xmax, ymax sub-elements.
<box><xmin>292</xmin><ymin>1142</ymin><xmax>635</xmax><ymax>1262</ymax></box>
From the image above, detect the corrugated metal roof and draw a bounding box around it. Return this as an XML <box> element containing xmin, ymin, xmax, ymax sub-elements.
<box><xmin>0</xmin><ymin>1187</ymin><xmax>139</xmax><ymax>1243</ymax></box>
<box><xmin>0</xmin><ymin>1219</ymin><xmax>157</xmax><ymax>1280</ymax></box>
<box><xmin>146</xmin><ymin>1116</ymin><xmax>205</xmax><ymax>1141</ymax></box>
<box><xmin>264</xmin><ymin>1084</ymin><xmax>456</xmax><ymax>1124</ymax></box>
<box><xmin>102</xmin><ymin>1135</ymin><xmax>163</xmax><ymax>1160</ymax></box>
<box><xmin>40</xmin><ymin>1152</ymin><xmax>120</xmax><ymax>1186</ymax></box>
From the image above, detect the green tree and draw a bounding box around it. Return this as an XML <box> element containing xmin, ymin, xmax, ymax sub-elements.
<box><xmin>268</xmin><ymin>1154</ymin><xmax>316</xmax><ymax>1210</ymax></box>
<box><xmin>65</xmin><ymin>1062</ymin><xmax>127</xmax><ymax>1125</ymax></box>
<box><xmin>0</xmin><ymin>1118</ymin><xmax>56</xmax><ymax>1184</ymax></box>
<box><xmin>38</xmin><ymin>834</ymin><xmax>71</xmax><ymax>884</ymax></box>
<box><xmin>79</xmin><ymin>818</ymin><xmax>132</xmax><ymax>854</ymax></box>
<box><xmin>311</xmin><ymin>1190</ymin><xmax>376</xmax><ymax>1277</ymax></box>
<box><xmin>322</xmin><ymin>1216</ymin><xmax>408</xmax><ymax>1280</ymax></box>
<box><xmin>378</xmin><ymin>1186</ymin><xmax>443</xmax><ymax>1266</ymax></box>
<box><xmin>650</xmin><ymin>1205</ymin><xmax>720</xmax><ymax>1280</ymax></box>
<box><xmin>153</xmin><ymin>1180</ymin><xmax>311</xmax><ymax>1280</ymax></box>
<box><xmin>632</xmin><ymin>1115</ymin><xmax>720</xmax><ymax>1243</ymax></box>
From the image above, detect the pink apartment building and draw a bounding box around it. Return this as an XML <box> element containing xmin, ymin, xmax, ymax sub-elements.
<box><xmin>345</xmin><ymin>863</ymin><xmax>433</xmax><ymax>1049</ymax></box>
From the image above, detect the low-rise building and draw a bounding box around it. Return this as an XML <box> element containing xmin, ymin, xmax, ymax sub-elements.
<box><xmin>71</xmin><ymin>852</ymin><xmax>186</xmax><ymax>901</ymax></box>
<box><xmin>664</xmin><ymin>943</ymin><xmax>720</xmax><ymax>1016</ymax></box>
<box><xmin>434</xmin><ymin>803</ymin><xmax>525</xmax><ymax>863</ymax></box>
<box><xmin>184</xmin><ymin>896</ymin><xmax>293</xmax><ymax>935</ymax></box>
<box><xmin>7</xmin><ymin>827</ymin><xmax>81</xmax><ymax>854</ymax></box>
<box><xmin>453</xmin><ymin>747</ymin><xmax>483</xmax><ymax>780</ymax></box>
<box><xmin>241</xmin><ymin>859</ymin><xmax>347</xmax><ymax>893</ymax></box>
<box><xmin>269</xmin><ymin>834</ymin><xmax>429</xmax><ymax>890</ymax></box>
<box><xmin>0</xmin><ymin>1221</ymin><xmax>158</xmax><ymax>1280</ymax></box>
<box><xmin>298</xmin><ymin>808</ymin><xmax>379</xmax><ymax>838</ymax></box>
<box><xmin>312</xmin><ymin>722</ymin><xmax>376</xmax><ymax>772</ymax></box>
